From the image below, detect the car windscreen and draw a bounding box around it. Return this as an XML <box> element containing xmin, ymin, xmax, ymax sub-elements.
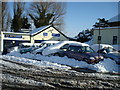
<box><xmin>106</xmin><ymin>47</ymin><xmax>117</xmax><ymax>53</ymax></box>
<box><xmin>81</xmin><ymin>46</ymin><xmax>95</xmax><ymax>53</ymax></box>
<box><xmin>68</xmin><ymin>46</ymin><xmax>95</xmax><ymax>53</ymax></box>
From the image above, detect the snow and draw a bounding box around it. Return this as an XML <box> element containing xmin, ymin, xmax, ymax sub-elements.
<box><xmin>1</xmin><ymin>60</ymin><xmax>27</xmax><ymax>70</ymax></box>
<box><xmin>5</xmin><ymin>51</ymin><xmax>120</xmax><ymax>73</ymax></box>
<box><xmin>112</xmin><ymin>45</ymin><xmax>120</xmax><ymax>51</ymax></box>
<box><xmin>30</xmin><ymin>25</ymin><xmax>51</xmax><ymax>35</ymax></box>
<box><xmin>91</xmin><ymin>44</ymin><xmax>113</xmax><ymax>52</ymax></box>
<box><xmin>42</xmin><ymin>41</ymin><xmax>89</xmax><ymax>55</ymax></box>
<box><xmin>1</xmin><ymin>54</ymin><xmax>71</xmax><ymax>70</ymax></box>
<box><xmin>32</xmin><ymin>41</ymin><xmax>60</xmax><ymax>54</ymax></box>
<box><xmin>1</xmin><ymin>74</ymin><xmax>54</xmax><ymax>87</ymax></box>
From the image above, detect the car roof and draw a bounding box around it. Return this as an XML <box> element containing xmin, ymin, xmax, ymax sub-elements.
<box><xmin>91</xmin><ymin>44</ymin><xmax>113</xmax><ymax>48</ymax></box>
<box><xmin>41</xmin><ymin>41</ymin><xmax>60</xmax><ymax>44</ymax></box>
<box><xmin>46</xmin><ymin>41</ymin><xmax>89</xmax><ymax>49</ymax></box>
<box><xmin>58</xmin><ymin>41</ymin><xmax>89</xmax><ymax>46</ymax></box>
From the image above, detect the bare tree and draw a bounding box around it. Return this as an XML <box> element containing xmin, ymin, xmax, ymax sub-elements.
<box><xmin>6</xmin><ymin>12</ymin><xmax>12</xmax><ymax>32</ymax></box>
<box><xmin>11</xmin><ymin>2</ymin><xmax>25</xmax><ymax>32</ymax></box>
<box><xmin>0</xmin><ymin>1</ymin><xmax>2</xmax><ymax>32</ymax></box>
<box><xmin>28</xmin><ymin>1</ymin><xmax>66</xmax><ymax>30</ymax></box>
<box><xmin>2</xmin><ymin>2</ymin><xmax>8</xmax><ymax>31</ymax></box>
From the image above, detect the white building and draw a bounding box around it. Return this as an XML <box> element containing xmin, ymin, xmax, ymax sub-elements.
<box><xmin>0</xmin><ymin>25</ymin><xmax>69</xmax><ymax>53</ymax></box>
<box><xmin>93</xmin><ymin>15</ymin><xmax>120</xmax><ymax>46</ymax></box>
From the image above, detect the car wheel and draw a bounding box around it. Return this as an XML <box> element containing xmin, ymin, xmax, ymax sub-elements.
<box><xmin>36</xmin><ymin>52</ymin><xmax>42</xmax><ymax>55</ymax></box>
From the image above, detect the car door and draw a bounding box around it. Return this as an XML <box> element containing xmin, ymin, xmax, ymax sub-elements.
<box><xmin>65</xmin><ymin>46</ymin><xmax>83</xmax><ymax>60</ymax></box>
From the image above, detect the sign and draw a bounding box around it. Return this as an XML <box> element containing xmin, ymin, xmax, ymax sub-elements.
<box><xmin>4</xmin><ymin>34</ymin><xmax>22</xmax><ymax>38</ymax></box>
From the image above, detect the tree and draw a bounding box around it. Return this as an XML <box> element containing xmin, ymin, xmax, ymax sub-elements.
<box><xmin>75</xmin><ymin>29</ymin><xmax>93</xmax><ymax>43</ymax></box>
<box><xmin>11</xmin><ymin>2</ymin><xmax>26</xmax><ymax>32</ymax></box>
<box><xmin>0</xmin><ymin>1</ymin><xmax>2</xmax><ymax>31</ymax></box>
<box><xmin>93</xmin><ymin>18</ymin><xmax>109</xmax><ymax>28</ymax></box>
<box><xmin>2</xmin><ymin>2</ymin><xmax>9</xmax><ymax>31</ymax></box>
<box><xmin>21</xmin><ymin>17</ymin><xmax>31</xmax><ymax>29</ymax></box>
<box><xmin>27</xmin><ymin>1</ymin><xmax>66</xmax><ymax>30</ymax></box>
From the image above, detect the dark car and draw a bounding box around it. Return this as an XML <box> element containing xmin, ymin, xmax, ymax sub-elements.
<box><xmin>54</xmin><ymin>45</ymin><xmax>104</xmax><ymax>64</ymax></box>
<box><xmin>97</xmin><ymin>47</ymin><xmax>120</xmax><ymax>64</ymax></box>
<box><xmin>20</xmin><ymin>45</ymin><xmax>38</xmax><ymax>54</ymax></box>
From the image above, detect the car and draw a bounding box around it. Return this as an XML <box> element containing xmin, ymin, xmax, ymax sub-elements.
<box><xmin>19</xmin><ymin>43</ymin><xmax>43</xmax><ymax>54</ymax></box>
<box><xmin>31</xmin><ymin>41</ymin><xmax>60</xmax><ymax>54</ymax></box>
<box><xmin>54</xmin><ymin>44</ymin><xmax>104</xmax><ymax>64</ymax></box>
<box><xmin>20</xmin><ymin>45</ymin><xmax>38</xmax><ymax>54</ymax></box>
<box><xmin>42</xmin><ymin>41</ymin><xmax>90</xmax><ymax>56</ymax></box>
<box><xmin>91</xmin><ymin>44</ymin><xmax>120</xmax><ymax>64</ymax></box>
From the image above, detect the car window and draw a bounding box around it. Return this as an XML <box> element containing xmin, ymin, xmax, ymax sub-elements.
<box><xmin>68</xmin><ymin>46</ymin><xmax>80</xmax><ymax>52</ymax></box>
<box><xmin>81</xmin><ymin>46</ymin><xmax>95</xmax><ymax>53</ymax></box>
<box><xmin>39</xmin><ymin>43</ymin><xmax>45</xmax><ymax>48</ymax></box>
<box><xmin>106</xmin><ymin>47</ymin><xmax>117</xmax><ymax>53</ymax></box>
<box><xmin>60</xmin><ymin>44</ymin><xmax>69</xmax><ymax>49</ymax></box>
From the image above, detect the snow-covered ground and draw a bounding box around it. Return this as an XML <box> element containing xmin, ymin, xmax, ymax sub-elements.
<box><xmin>4</xmin><ymin>50</ymin><xmax>120</xmax><ymax>73</ymax></box>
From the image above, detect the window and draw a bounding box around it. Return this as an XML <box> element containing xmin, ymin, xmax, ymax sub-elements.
<box><xmin>97</xmin><ymin>36</ymin><xmax>101</xmax><ymax>44</ymax></box>
<box><xmin>52</xmin><ymin>33</ymin><xmax>60</xmax><ymax>37</ymax></box>
<box><xmin>43</xmin><ymin>33</ymin><xmax>48</xmax><ymax>36</ymax></box>
<box><xmin>113</xmin><ymin>36</ymin><xmax>117</xmax><ymax>45</ymax></box>
<box><xmin>60</xmin><ymin>44</ymin><xmax>69</xmax><ymax>49</ymax></box>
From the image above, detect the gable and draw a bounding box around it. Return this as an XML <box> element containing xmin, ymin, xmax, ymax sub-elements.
<box><xmin>30</xmin><ymin>25</ymin><xmax>51</xmax><ymax>36</ymax></box>
<box><xmin>32</xmin><ymin>26</ymin><xmax>69</xmax><ymax>41</ymax></box>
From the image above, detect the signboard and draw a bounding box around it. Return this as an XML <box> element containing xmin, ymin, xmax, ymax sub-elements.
<box><xmin>4</xmin><ymin>34</ymin><xmax>22</xmax><ymax>38</ymax></box>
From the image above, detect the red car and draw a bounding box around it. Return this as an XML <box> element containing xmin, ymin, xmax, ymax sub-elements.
<box><xmin>54</xmin><ymin>45</ymin><xmax>104</xmax><ymax>64</ymax></box>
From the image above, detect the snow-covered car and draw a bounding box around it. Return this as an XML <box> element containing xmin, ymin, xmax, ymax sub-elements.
<box><xmin>19</xmin><ymin>43</ymin><xmax>43</xmax><ymax>54</ymax></box>
<box><xmin>91</xmin><ymin>44</ymin><xmax>120</xmax><ymax>64</ymax></box>
<box><xmin>54</xmin><ymin>44</ymin><xmax>104</xmax><ymax>64</ymax></box>
<box><xmin>20</xmin><ymin>45</ymin><xmax>38</xmax><ymax>54</ymax></box>
<box><xmin>42</xmin><ymin>41</ymin><xmax>91</xmax><ymax>56</ymax></box>
<box><xmin>31</xmin><ymin>41</ymin><xmax>60</xmax><ymax>54</ymax></box>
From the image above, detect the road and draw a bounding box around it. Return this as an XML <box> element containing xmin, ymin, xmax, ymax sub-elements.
<box><xmin>1</xmin><ymin>58</ymin><xmax>120</xmax><ymax>90</ymax></box>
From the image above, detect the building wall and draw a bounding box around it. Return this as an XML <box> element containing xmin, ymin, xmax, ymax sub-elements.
<box><xmin>0</xmin><ymin>27</ymin><xmax>69</xmax><ymax>52</ymax></box>
<box><xmin>3</xmin><ymin>32</ymin><xmax>30</xmax><ymax>41</ymax></box>
<box><xmin>93</xmin><ymin>28</ymin><xmax>120</xmax><ymax>45</ymax></box>
<box><xmin>31</xmin><ymin>27</ymin><xmax>68</xmax><ymax>43</ymax></box>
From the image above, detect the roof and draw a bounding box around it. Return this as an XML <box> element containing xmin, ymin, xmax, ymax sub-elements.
<box><xmin>93</xmin><ymin>26</ymin><xmax>120</xmax><ymax>30</ymax></box>
<box><xmin>108</xmin><ymin>14</ymin><xmax>120</xmax><ymax>23</ymax></box>
<box><xmin>2</xmin><ymin>31</ymin><xmax>30</xmax><ymax>35</ymax></box>
<box><xmin>30</xmin><ymin>25</ymin><xmax>51</xmax><ymax>35</ymax></box>
<box><xmin>30</xmin><ymin>25</ymin><xmax>69</xmax><ymax>39</ymax></box>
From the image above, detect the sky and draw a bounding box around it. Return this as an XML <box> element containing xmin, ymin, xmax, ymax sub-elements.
<box><xmin>64</xmin><ymin>2</ymin><xmax>118</xmax><ymax>37</ymax></box>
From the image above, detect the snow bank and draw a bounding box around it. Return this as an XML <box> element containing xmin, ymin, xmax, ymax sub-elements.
<box><xmin>112</xmin><ymin>45</ymin><xmax>120</xmax><ymax>51</ymax></box>
<box><xmin>0</xmin><ymin>55</ymin><xmax>71</xmax><ymax>71</ymax></box>
<box><xmin>6</xmin><ymin>51</ymin><xmax>120</xmax><ymax>73</ymax></box>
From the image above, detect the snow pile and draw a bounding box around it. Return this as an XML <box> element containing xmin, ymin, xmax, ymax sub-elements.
<box><xmin>91</xmin><ymin>44</ymin><xmax>113</xmax><ymax>52</ymax></box>
<box><xmin>42</xmin><ymin>41</ymin><xmax>89</xmax><ymax>55</ymax></box>
<box><xmin>0</xmin><ymin>55</ymin><xmax>71</xmax><ymax>70</ymax></box>
<box><xmin>112</xmin><ymin>45</ymin><xmax>120</xmax><ymax>51</ymax></box>
<box><xmin>6</xmin><ymin>52</ymin><xmax>120</xmax><ymax>73</ymax></box>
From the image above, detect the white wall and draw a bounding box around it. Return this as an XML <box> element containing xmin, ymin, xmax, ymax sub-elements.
<box><xmin>93</xmin><ymin>28</ymin><xmax>120</xmax><ymax>45</ymax></box>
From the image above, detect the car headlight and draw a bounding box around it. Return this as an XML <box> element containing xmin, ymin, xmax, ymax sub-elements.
<box><xmin>90</xmin><ymin>57</ymin><xmax>95</xmax><ymax>60</ymax></box>
<box><xmin>95</xmin><ymin>56</ymin><xmax>99</xmax><ymax>59</ymax></box>
<box><xmin>100</xmin><ymin>56</ymin><xmax>104</xmax><ymax>59</ymax></box>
